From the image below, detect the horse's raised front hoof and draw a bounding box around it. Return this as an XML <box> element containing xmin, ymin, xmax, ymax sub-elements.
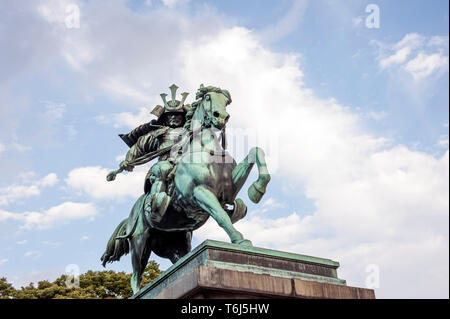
<box><xmin>248</xmin><ymin>175</ymin><xmax>271</xmax><ymax>203</ymax></box>
<box><xmin>232</xmin><ymin>239</ymin><xmax>253</xmax><ymax>247</ymax></box>
<box><xmin>248</xmin><ymin>183</ymin><xmax>264</xmax><ymax>203</ymax></box>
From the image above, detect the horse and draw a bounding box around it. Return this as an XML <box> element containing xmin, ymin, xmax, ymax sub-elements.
<box><xmin>101</xmin><ymin>85</ymin><xmax>271</xmax><ymax>294</ymax></box>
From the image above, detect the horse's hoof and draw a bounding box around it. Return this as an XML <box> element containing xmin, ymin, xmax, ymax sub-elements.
<box><xmin>248</xmin><ymin>175</ymin><xmax>271</xmax><ymax>203</ymax></box>
<box><xmin>248</xmin><ymin>184</ymin><xmax>264</xmax><ymax>203</ymax></box>
<box><xmin>233</xmin><ymin>239</ymin><xmax>253</xmax><ymax>247</ymax></box>
<box><xmin>229</xmin><ymin>198</ymin><xmax>247</xmax><ymax>224</ymax></box>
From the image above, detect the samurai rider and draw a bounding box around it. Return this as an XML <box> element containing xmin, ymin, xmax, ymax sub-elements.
<box><xmin>107</xmin><ymin>84</ymin><xmax>190</xmax><ymax>224</ymax></box>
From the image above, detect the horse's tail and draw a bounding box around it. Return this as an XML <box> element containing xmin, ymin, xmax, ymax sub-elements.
<box><xmin>101</xmin><ymin>218</ymin><xmax>130</xmax><ymax>267</ymax></box>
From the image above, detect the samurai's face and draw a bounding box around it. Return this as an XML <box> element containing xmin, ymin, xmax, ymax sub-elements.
<box><xmin>164</xmin><ymin>113</ymin><xmax>185</xmax><ymax>128</ymax></box>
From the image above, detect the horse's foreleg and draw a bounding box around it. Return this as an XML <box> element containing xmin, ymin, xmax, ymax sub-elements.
<box><xmin>247</xmin><ymin>147</ymin><xmax>271</xmax><ymax>203</ymax></box>
<box><xmin>231</xmin><ymin>156</ymin><xmax>255</xmax><ymax>200</ymax></box>
<box><xmin>194</xmin><ymin>185</ymin><xmax>252</xmax><ymax>246</ymax></box>
<box><xmin>232</xmin><ymin>147</ymin><xmax>270</xmax><ymax>204</ymax></box>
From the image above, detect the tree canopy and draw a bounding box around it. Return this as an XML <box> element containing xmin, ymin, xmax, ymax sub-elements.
<box><xmin>0</xmin><ymin>261</ymin><xmax>162</xmax><ymax>299</ymax></box>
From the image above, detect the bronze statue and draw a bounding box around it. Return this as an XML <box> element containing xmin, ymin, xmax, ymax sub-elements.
<box><xmin>101</xmin><ymin>84</ymin><xmax>271</xmax><ymax>293</ymax></box>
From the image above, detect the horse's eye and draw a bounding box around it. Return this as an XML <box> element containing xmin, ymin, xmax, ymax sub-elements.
<box><xmin>213</xmin><ymin>111</ymin><xmax>220</xmax><ymax>118</ymax></box>
<box><xmin>205</xmin><ymin>95</ymin><xmax>210</xmax><ymax>101</ymax></box>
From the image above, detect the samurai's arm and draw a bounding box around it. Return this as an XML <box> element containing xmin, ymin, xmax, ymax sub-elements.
<box><xmin>120</xmin><ymin>130</ymin><xmax>162</xmax><ymax>170</ymax></box>
<box><xmin>106</xmin><ymin>128</ymin><xmax>167</xmax><ymax>181</ymax></box>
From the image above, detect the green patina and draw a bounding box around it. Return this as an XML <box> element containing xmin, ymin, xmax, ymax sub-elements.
<box><xmin>101</xmin><ymin>85</ymin><xmax>272</xmax><ymax>293</ymax></box>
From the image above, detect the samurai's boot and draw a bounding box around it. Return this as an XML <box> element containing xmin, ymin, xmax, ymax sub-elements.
<box><xmin>144</xmin><ymin>160</ymin><xmax>173</xmax><ymax>224</ymax></box>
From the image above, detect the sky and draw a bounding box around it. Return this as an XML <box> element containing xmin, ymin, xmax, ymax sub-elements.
<box><xmin>0</xmin><ymin>0</ymin><xmax>448</xmax><ymax>298</ymax></box>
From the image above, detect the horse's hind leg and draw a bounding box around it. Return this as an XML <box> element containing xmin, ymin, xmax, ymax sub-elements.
<box><xmin>194</xmin><ymin>185</ymin><xmax>252</xmax><ymax>246</ymax></box>
<box><xmin>151</xmin><ymin>230</ymin><xmax>192</xmax><ymax>264</ymax></box>
<box><xmin>166</xmin><ymin>231</ymin><xmax>192</xmax><ymax>263</ymax></box>
<box><xmin>130</xmin><ymin>231</ymin><xmax>151</xmax><ymax>294</ymax></box>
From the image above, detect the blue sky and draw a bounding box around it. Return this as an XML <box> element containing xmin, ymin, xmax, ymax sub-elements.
<box><xmin>0</xmin><ymin>0</ymin><xmax>448</xmax><ymax>298</ymax></box>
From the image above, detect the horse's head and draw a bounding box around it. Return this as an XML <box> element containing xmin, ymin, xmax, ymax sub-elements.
<box><xmin>188</xmin><ymin>85</ymin><xmax>231</xmax><ymax>131</ymax></box>
<box><xmin>202</xmin><ymin>90</ymin><xmax>231</xmax><ymax>129</ymax></box>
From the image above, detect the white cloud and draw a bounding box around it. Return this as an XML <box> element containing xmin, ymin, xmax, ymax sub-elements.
<box><xmin>112</xmin><ymin>107</ymin><xmax>156</xmax><ymax>129</ymax></box>
<box><xmin>96</xmin><ymin>106</ymin><xmax>156</xmax><ymax>129</ymax></box>
<box><xmin>37</xmin><ymin>0</ymin><xmax>73</xmax><ymax>25</ymax></box>
<box><xmin>80</xmin><ymin>235</ymin><xmax>89</xmax><ymax>241</ymax></box>
<box><xmin>44</xmin><ymin>0</ymin><xmax>225</xmax><ymax>105</ymax></box>
<box><xmin>39</xmin><ymin>173</ymin><xmax>59</xmax><ymax>187</ymax></box>
<box><xmin>0</xmin><ymin>185</ymin><xmax>40</xmax><ymax>206</ymax></box>
<box><xmin>196</xmin><ymin>212</ymin><xmax>314</xmax><ymax>247</ymax></box>
<box><xmin>404</xmin><ymin>52</ymin><xmax>449</xmax><ymax>81</ymax></box>
<box><xmin>376</xmin><ymin>33</ymin><xmax>449</xmax><ymax>81</ymax></box>
<box><xmin>11</xmin><ymin>142</ymin><xmax>32</xmax><ymax>152</ymax></box>
<box><xmin>16</xmin><ymin>240</ymin><xmax>28</xmax><ymax>245</ymax></box>
<box><xmin>0</xmin><ymin>142</ymin><xmax>5</xmax><ymax>154</ymax></box>
<box><xmin>379</xmin><ymin>47</ymin><xmax>412</xmax><ymax>69</ymax></box>
<box><xmin>250</xmin><ymin>197</ymin><xmax>284</xmax><ymax>215</ymax></box>
<box><xmin>42</xmin><ymin>100</ymin><xmax>66</xmax><ymax>121</ymax></box>
<box><xmin>115</xmin><ymin>154</ymin><xmax>126</xmax><ymax>162</ymax></box>
<box><xmin>0</xmin><ymin>201</ymin><xmax>97</xmax><ymax>230</ymax></box>
<box><xmin>366</xmin><ymin>110</ymin><xmax>388</xmax><ymax>121</ymax></box>
<box><xmin>261</xmin><ymin>197</ymin><xmax>282</xmax><ymax>209</ymax></box>
<box><xmin>65</xmin><ymin>165</ymin><xmax>148</xmax><ymax>200</ymax></box>
<box><xmin>18</xmin><ymin>172</ymin><xmax>37</xmax><ymax>181</ymax></box>
<box><xmin>0</xmin><ymin>258</ymin><xmax>7</xmax><ymax>266</ymax></box>
<box><xmin>261</xmin><ymin>0</ymin><xmax>308</xmax><ymax>43</ymax></box>
<box><xmin>24</xmin><ymin>251</ymin><xmax>42</xmax><ymax>259</ymax></box>
<box><xmin>41</xmin><ymin>241</ymin><xmax>61</xmax><ymax>247</ymax></box>
<box><xmin>396</xmin><ymin>33</ymin><xmax>426</xmax><ymax>50</ymax></box>
<box><xmin>9</xmin><ymin>268</ymin><xmax>64</xmax><ymax>288</ymax></box>
<box><xmin>0</xmin><ymin>173</ymin><xmax>59</xmax><ymax>206</ymax></box>
<box><xmin>438</xmin><ymin>138</ymin><xmax>449</xmax><ymax>147</ymax></box>
<box><xmin>162</xmin><ymin>0</ymin><xmax>182</xmax><ymax>9</ymax></box>
<box><xmin>427</xmin><ymin>35</ymin><xmax>449</xmax><ymax>49</ymax></box>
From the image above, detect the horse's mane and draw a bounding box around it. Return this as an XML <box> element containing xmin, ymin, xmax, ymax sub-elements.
<box><xmin>184</xmin><ymin>85</ymin><xmax>231</xmax><ymax>131</ymax></box>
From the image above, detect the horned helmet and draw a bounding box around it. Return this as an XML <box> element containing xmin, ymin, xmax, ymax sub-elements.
<box><xmin>150</xmin><ymin>84</ymin><xmax>190</xmax><ymax>125</ymax></box>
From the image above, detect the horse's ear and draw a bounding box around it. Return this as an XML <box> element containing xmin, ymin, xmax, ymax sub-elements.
<box><xmin>222</xmin><ymin>90</ymin><xmax>232</xmax><ymax>105</ymax></box>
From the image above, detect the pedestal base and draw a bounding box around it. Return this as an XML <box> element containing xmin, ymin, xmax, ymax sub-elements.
<box><xmin>131</xmin><ymin>240</ymin><xmax>375</xmax><ymax>299</ymax></box>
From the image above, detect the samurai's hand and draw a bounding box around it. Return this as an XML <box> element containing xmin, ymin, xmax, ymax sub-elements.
<box><xmin>119</xmin><ymin>160</ymin><xmax>134</xmax><ymax>172</ymax></box>
<box><xmin>106</xmin><ymin>161</ymin><xmax>133</xmax><ymax>182</ymax></box>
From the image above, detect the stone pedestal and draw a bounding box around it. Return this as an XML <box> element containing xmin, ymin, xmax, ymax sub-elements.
<box><xmin>131</xmin><ymin>240</ymin><xmax>375</xmax><ymax>299</ymax></box>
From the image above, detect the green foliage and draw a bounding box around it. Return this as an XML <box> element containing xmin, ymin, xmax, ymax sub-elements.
<box><xmin>0</xmin><ymin>277</ymin><xmax>15</xmax><ymax>299</ymax></box>
<box><xmin>0</xmin><ymin>261</ymin><xmax>162</xmax><ymax>299</ymax></box>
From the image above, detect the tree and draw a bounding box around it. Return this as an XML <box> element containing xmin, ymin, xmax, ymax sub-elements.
<box><xmin>0</xmin><ymin>261</ymin><xmax>162</xmax><ymax>299</ymax></box>
<box><xmin>0</xmin><ymin>277</ymin><xmax>15</xmax><ymax>299</ymax></box>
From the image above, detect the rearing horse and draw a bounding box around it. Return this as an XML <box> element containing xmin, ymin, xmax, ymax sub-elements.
<box><xmin>101</xmin><ymin>85</ymin><xmax>271</xmax><ymax>293</ymax></box>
